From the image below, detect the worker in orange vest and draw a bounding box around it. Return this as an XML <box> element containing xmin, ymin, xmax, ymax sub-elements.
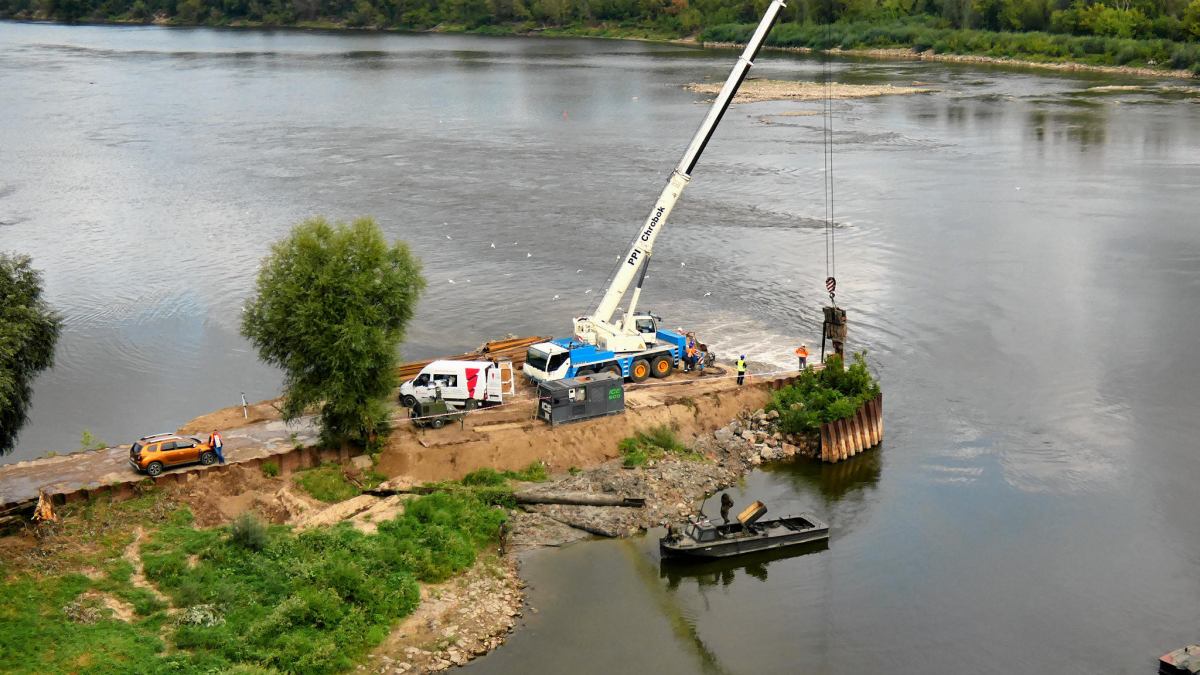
<box><xmin>795</xmin><ymin>343</ymin><xmax>810</xmax><ymax>371</ymax></box>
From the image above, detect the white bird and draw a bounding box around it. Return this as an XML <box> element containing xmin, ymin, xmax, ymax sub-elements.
<box><xmin>504</xmin><ymin>273</ymin><xmax>513</xmax><ymax>277</ymax></box>
<box><xmin>512</xmin><ymin>241</ymin><xmax>519</xmax><ymax>246</ymax></box>
<box><xmin>576</xmin><ymin>269</ymin><xmax>583</xmax><ymax>273</ymax></box>
<box><xmin>703</xmin><ymin>291</ymin><xmax>711</xmax><ymax>297</ymax></box>
<box><xmin>490</xmin><ymin>242</ymin><xmax>496</xmax><ymax>248</ymax></box>
<box><xmin>465</xmin><ymin>279</ymin><xmax>471</xmax><ymax>283</ymax></box>
<box><xmin>680</xmin><ymin>261</ymin><xmax>686</xmax><ymax>266</ymax></box>
<box><xmin>585</xmin><ymin>289</ymin><xmax>593</xmax><ymax>294</ymax></box>
<box><xmin>448</xmin><ymin>279</ymin><xmax>455</xmax><ymax>284</ymax></box>
<box><xmin>526</xmin><ymin>252</ymin><xmax>532</xmax><ymax>258</ymax></box>
<box><xmin>445</xmin><ymin>234</ymin><xmax>452</xmax><ymax>240</ymax></box>
<box><xmin>553</xmin><ymin>294</ymin><xmax>560</xmax><ymax>300</ymax></box>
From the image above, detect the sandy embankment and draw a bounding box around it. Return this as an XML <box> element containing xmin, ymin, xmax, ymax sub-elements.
<box><xmin>686</xmin><ymin>78</ymin><xmax>936</xmax><ymax>103</ymax></box>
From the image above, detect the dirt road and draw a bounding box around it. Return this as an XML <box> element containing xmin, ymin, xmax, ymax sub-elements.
<box><xmin>0</xmin><ymin>417</ymin><xmax>318</xmax><ymax>507</ymax></box>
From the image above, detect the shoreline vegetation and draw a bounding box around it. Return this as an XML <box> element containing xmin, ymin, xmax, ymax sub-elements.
<box><xmin>4</xmin><ymin>3</ymin><xmax>1200</xmax><ymax>78</ymax></box>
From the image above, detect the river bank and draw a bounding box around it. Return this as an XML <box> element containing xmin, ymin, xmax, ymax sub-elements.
<box><xmin>2</xmin><ymin>16</ymin><xmax>1195</xmax><ymax>81</ymax></box>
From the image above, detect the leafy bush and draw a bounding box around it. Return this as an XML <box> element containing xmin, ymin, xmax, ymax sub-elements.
<box><xmin>230</xmin><ymin>513</ymin><xmax>268</xmax><ymax>551</ymax></box>
<box><xmin>767</xmin><ymin>352</ymin><xmax>881</xmax><ymax>435</ymax></box>
<box><xmin>260</xmin><ymin>461</ymin><xmax>280</xmax><ymax>478</ymax></box>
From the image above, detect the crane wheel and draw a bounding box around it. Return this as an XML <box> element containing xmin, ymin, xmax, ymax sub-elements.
<box><xmin>650</xmin><ymin>355</ymin><xmax>673</xmax><ymax>378</ymax></box>
<box><xmin>631</xmin><ymin>359</ymin><xmax>651</xmax><ymax>383</ymax></box>
<box><xmin>601</xmin><ymin>364</ymin><xmax>622</xmax><ymax>378</ymax></box>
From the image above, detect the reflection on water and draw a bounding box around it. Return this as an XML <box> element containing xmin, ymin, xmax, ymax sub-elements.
<box><xmin>660</xmin><ymin>539</ymin><xmax>830</xmax><ymax>589</ymax></box>
<box><xmin>769</xmin><ymin>445</ymin><xmax>883</xmax><ymax>503</ymax></box>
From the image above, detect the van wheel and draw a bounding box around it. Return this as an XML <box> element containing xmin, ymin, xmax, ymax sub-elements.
<box><xmin>464</xmin><ymin>399</ymin><xmax>479</xmax><ymax>411</ymax></box>
<box><xmin>200</xmin><ymin>451</ymin><xmax>217</xmax><ymax>466</ymax></box>
<box><xmin>631</xmin><ymin>359</ymin><xmax>651</xmax><ymax>383</ymax></box>
<box><xmin>650</xmin><ymin>355</ymin><xmax>673</xmax><ymax>378</ymax></box>
<box><xmin>400</xmin><ymin>395</ymin><xmax>417</xmax><ymax>408</ymax></box>
<box><xmin>146</xmin><ymin>462</ymin><xmax>164</xmax><ymax>477</ymax></box>
<box><xmin>431</xmin><ymin>418</ymin><xmax>445</xmax><ymax>429</ymax></box>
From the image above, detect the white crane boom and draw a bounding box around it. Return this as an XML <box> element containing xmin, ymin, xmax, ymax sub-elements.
<box><xmin>574</xmin><ymin>0</ymin><xmax>787</xmax><ymax>352</ymax></box>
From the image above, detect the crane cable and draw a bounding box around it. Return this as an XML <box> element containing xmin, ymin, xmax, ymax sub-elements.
<box><xmin>822</xmin><ymin>4</ymin><xmax>837</xmax><ymax>306</ymax></box>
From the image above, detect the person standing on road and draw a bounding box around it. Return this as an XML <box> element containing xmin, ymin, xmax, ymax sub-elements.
<box><xmin>736</xmin><ymin>355</ymin><xmax>747</xmax><ymax>385</ymax></box>
<box><xmin>209</xmin><ymin>430</ymin><xmax>224</xmax><ymax>464</ymax></box>
<box><xmin>795</xmin><ymin>343</ymin><xmax>810</xmax><ymax>371</ymax></box>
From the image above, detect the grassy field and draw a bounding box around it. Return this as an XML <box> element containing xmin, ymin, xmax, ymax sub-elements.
<box><xmin>0</xmin><ymin>486</ymin><xmax>505</xmax><ymax>673</ymax></box>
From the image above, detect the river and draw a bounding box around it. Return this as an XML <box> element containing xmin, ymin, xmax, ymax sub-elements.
<box><xmin>3</xmin><ymin>21</ymin><xmax>1200</xmax><ymax>673</ymax></box>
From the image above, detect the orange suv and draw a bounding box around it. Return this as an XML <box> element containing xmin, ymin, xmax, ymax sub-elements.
<box><xmin>129</xmin><ymin>433</ymin><xmax>216</xmax><ymax>477</ymax></box>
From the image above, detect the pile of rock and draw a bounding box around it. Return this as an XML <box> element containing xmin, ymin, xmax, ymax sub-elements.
<box><xmin>715</xmin><ymin>408</ymin><xmax>818</xmax><ymax>466</ymax></box>
<box><xmin>511</xmin><ymin>407</ymin><xmax>818</xmax><ymax>544</ymax></box>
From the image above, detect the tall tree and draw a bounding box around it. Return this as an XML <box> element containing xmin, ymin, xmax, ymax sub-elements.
<box><xmin>241</xmin><ymin>217</ymin><xmax>425</xmax><ymax>446</ymax></box>
<box><xmin>0</xmin><ymin>254</ymin><xmax>62</xmax><ymax>455</ymax></box>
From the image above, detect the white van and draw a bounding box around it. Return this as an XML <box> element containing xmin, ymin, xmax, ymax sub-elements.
<box><xmin>399</xmin><ymin>360</ymin><xmax>514</xmax><ymax>410</ymax></box>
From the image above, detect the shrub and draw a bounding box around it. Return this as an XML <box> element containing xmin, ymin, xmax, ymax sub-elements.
<box><xmin>768</xmin><ymin>352</ymin><xmax>881</xmax><ymax>435</ymax></box>
<box><xmin>260</xmin><ymin>461</ymin><xmax>280</xmax><ymax>478</ymax></box>
<box><xmin>229</xmin><ymin>513</ymin><xmax>268</xmax><ymax>551</ymax></box>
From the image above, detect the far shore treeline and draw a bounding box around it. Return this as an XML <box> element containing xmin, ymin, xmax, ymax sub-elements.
<box><xmin>4</xmin><ymin>0</ymin><xmax>1200</xmax><ymax>70</ymax></box>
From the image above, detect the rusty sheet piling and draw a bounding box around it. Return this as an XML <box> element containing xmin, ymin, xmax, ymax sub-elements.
<box><xmin>819</xmin><ymin>395</ymin><xmax>883</xmax><ymax>462</ymax></box>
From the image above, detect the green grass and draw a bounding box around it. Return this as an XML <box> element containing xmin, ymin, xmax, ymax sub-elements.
<box><xmin>294</xmin><ymin>463</ymin><xmax>361</xmax><ymax>503</ymax></box>
<box><xmin>141</xmin><ymin>492</ymin><xmax>504</xmax><ymax>672</ymax></box>
<box><xmin>618</xmin><ymin>426</ymin><xmax>703</xmax><ymax>467</ymax></box>
<box><xmin>0</xmin><ymin>488</ymin><xmax>505</xmax><ymax>674</ymax></box>
<box><xmin>462</xmin><ymin>461</ymin><xmax>549</xmax><ymax>486</ymax></box>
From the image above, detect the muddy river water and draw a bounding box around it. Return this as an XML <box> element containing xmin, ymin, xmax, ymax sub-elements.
<box><xmin>3</xmin><ymin>22</ymin><xmax>1200</xmax><ymax>673</ymax></box>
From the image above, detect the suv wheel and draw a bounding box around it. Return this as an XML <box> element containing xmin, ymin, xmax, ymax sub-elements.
<box><xmin>200</xmin><ymin>451</ymin><xmax>217</xmax><ymax>466</ymax></box>
<box><xmin>146</xmin><ymin>461</ymin><xmax>164</xmax><ymax>477</ymax></box>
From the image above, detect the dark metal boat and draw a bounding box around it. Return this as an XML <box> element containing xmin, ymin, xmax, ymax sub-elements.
<box><xmin>659</xmin><ymin>500</ymin><xmax>829</xmax><ymax>560</ymax></box>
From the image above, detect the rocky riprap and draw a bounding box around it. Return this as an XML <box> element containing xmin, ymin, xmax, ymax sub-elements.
<box><xmin>512</xmin><ymin>408</ymin><xmax>817</xmax><ymax>543</ymax></box>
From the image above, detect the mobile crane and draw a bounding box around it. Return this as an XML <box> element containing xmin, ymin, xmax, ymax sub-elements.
<box><xmin>523</xmin><ymin>0</ymin><xmax>788</xmax><ymax>383</ymax></box>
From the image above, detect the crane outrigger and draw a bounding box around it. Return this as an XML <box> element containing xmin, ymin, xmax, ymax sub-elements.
<box><xmin>523</xmin><ymin>0</ymin><xmax>788</xmax><ymax>383</ymax></box>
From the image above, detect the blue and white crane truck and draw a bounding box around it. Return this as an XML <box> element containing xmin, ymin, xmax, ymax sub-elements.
<box><xmin>522</xmin><ymin>0</ymin><xmax>787</xmax><ymax>385</ymax></box>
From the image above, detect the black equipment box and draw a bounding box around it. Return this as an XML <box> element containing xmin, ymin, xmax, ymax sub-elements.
<box><xmin>536</xmin><ymin>373</ymin><xmax>625</xmax><ymax>425</ymax></box>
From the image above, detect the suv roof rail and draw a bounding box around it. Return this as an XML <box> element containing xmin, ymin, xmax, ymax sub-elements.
<box><xmin>139</xmin><ymin>432</ymin><xmax>178</xmax><ymax>441</ymax></box>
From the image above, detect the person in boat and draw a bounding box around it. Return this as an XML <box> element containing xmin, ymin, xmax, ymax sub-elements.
<box><xmin>720</xmin><ymin>493</ymin><xmax>734</xmax><ymax>524</ymax></box>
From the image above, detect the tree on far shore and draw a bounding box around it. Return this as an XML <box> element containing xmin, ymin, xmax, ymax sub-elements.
<box><xmin>241</xmin><ymin>217</ymin><xmax>425</xmax><ymax>447</ymax></box>
<box><xmin>0</xmin><ymin>253</ymin><xmax>62</xmax><ymax>456</ymax></box>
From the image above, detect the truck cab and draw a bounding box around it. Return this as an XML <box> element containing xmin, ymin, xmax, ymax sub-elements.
<box><xmin>523</xmin><ymin>326</ymin><xmax>687</xmax><ymax>384</ymax></box>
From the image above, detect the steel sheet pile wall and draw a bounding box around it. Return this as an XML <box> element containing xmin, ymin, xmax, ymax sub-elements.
<box><xmin>819</xmin><ymin>395</ymin><xmax>883</xmax><ymax>463</ymax></box>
